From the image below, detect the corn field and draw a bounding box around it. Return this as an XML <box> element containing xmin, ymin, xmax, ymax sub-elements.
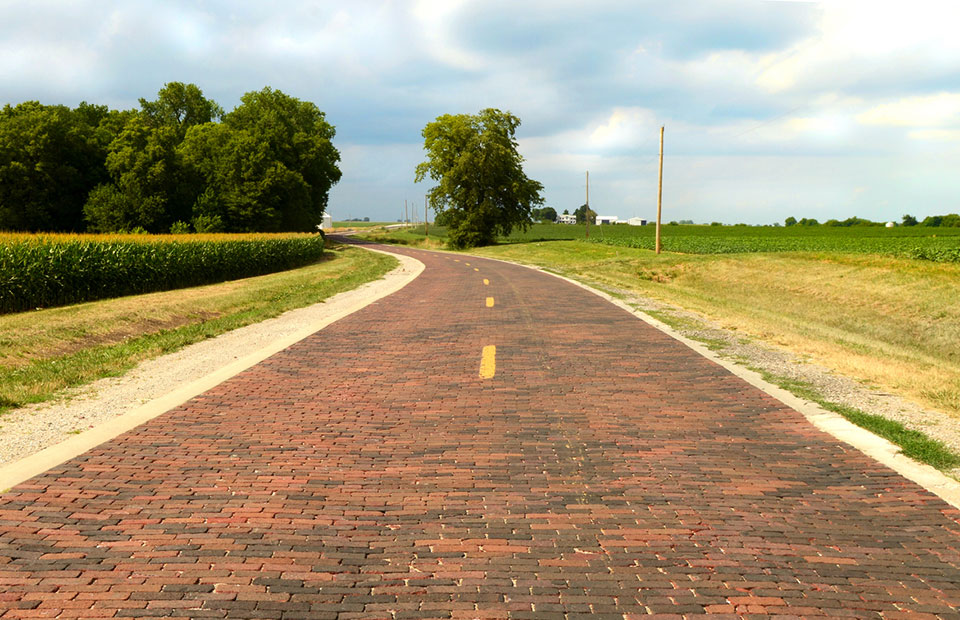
<box><xmin>0</xmin><ymin>233</ymin><xmax>326</xmax><ymax>314</ymax></box>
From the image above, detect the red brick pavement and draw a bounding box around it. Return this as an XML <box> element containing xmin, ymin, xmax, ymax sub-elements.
<box><xmin>2</xmin><ymin>243</ymin><xmax>960</xmax><ymax>619</ymax></box>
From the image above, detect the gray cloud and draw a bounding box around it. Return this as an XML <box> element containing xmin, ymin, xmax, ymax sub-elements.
<box><xmin>1</xmin><ymin>0</ymin><xmax>957</xmax><ymax>223</ymax></box>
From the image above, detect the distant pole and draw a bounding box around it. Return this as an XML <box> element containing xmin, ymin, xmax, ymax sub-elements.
<box><xmin>656</xmin><ymin>126</ymin><xmax>664</xmax><ymax>254</ymax></box>
<box><xmin>585</xmin><ymin>170</ymin><xmax>590</xmax><ymax>239</ymax></box>
<box><xmin>424</xmin><ymin>195</ymin><xmax>429</xmax><ymax>237</ymax></box>
<box><xmin>405</xmin><ymin>200</ymin><xmax>408</xmax><ymax>226</ymax></box>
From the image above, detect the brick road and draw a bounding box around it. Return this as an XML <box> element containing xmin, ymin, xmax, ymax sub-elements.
<box><xmin>2</xmin><ymin>243</ymin><xmax>960</xmax><ymax>619</ymax></box>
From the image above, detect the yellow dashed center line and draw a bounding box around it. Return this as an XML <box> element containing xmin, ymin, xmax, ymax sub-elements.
<box><xmin>479</xmin><ymin>345</ymin><xmax>496</xmax><ymax>379</ymax></box>
<box><xmin>483</xmin><ymin>278</ymin><xmax>489</xmax><ymax>285</ymax></box>
<box><xmin>474</xmin><ymin>268</ymin><xmax>479</xmax><ymax>272</ymax></box>
<box><xmin>465</xmin><ymin>262</ymin><xmax>471</xmax><ymax>266</ymax></box>
<box><xmin>485</xmin><ymin>297</ymin><xmax>494</xmax><ymax>308</ymax></box>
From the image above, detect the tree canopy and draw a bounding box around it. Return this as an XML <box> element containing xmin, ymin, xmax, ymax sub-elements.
<box><xmin>574</xmin><ymin>203</ymin><xmax>596</xmax><ymax>224</ymax></box>
<box><xmin>0</xmin><ymin>83</ymin><xmax>340</xmax><ymax>233</ymax></box>
<box><xmin>532</xmin><ymin>206</ymin><xmax>557</xmax><ymax>222</ymax></box>
<box><xmin>415</xmin><ymin>108</ymin><xmax>543</xmax><ymax>248</ymax></box>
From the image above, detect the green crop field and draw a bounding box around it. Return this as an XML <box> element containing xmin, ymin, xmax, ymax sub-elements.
<box><xmin>387</xmin><ymin>222</ymin><xmax>960</xmax><ymax>261</ymax></box>
<box><xmin>497</xmin><ymin>223</ymin><xmax>960</xmax><ymax>261</ymax></box>
<box><xmin>0</xmin><ymin>232</ymin><xmax>326</xmax><ymax>314</ymax></box>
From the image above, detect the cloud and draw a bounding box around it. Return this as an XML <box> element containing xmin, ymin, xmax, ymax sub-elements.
<box><xmin>2</xmin><ymin>0</ymin><xmax>957</xmax><ymax>224</ymax></box>
<box><xmin>858</xmin><ymin>93</ymin><xmax>960</xmax><ymax>128</ymax></box>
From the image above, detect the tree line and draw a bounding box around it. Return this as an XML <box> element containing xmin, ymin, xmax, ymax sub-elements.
<box><xmin>0</xmin><ymin>83</ymin><xmax>340</xmax><ymax>233</ymax></box>
<box><xmin>785</xmin><ymin>214</ymin><xmax>960</xmax><ymax>227</ymax></box>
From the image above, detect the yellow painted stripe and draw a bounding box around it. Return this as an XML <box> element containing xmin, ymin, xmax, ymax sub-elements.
<box><xmin>479</xmin><ymin>345</ymin><xmax>496</xmax><ymax>379</ymax></box>
<box><xmin>485</xmin><ymin>297</ymin><xmax>494</xmax><ymax>308</ymax></box>
<box><xmin>474</xmin><ymin>268</ymin><xmax>479</xmax><ymax>272</ymax></box>
<box><xmin>483</xmin><ymin>278</ymin><xmax>489</xmax><ymax>285</ymax></box>
<box><xmin>454</xmin><ymin>259</ymin><xmax>460</xmax><ymax>262</ymax></box>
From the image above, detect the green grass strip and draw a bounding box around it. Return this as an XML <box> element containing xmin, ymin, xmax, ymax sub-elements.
<box><xmin>0</xmin><ymin>247</ymin><xmax>396</xmax><ymax>416</ymax></box>
<box><xmin>754</xmin><ymin>369</ymin><xmax>960</xmax><ymax>471</ymax></box>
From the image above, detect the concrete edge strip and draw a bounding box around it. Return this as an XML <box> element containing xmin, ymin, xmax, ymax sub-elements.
<box><xmin>467</xmin><ymin>251</ymin><xmax>960</xmax><ymax>510</ymax></box>
<box><xmin>0</xmin><ymin>249</ymin><xmax>425</xmax><ymax>492</ymax></box>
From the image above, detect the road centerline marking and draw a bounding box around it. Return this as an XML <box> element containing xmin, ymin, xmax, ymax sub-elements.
<box><xmin>486</xmin><ymin>297</ymin><xmax>494</xmax><ymax>308</ymax></box>
<box><xmin>483</xmin><ymin>279</ymin><xmax>489</xmax><ymax>285</ymax></box>
<box><xmin>479</xmin><ymin>345</ymin><xmax>496</xmax><ymax>379</ymax></box>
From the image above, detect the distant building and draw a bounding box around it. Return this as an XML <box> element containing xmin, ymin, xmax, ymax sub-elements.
<box><xmin>885</xmin><ymin>221</ymin><xmax>896</xmax><ymax>228</ymax></box>
<box><xmin>557</xmin><ymin>214</ymin><xmax>577</xmax><ymax>224</ymax></box>
<box><xmin>626</xmin><ymin>217</ymin><xmax>647</xmax><ymax>226</ymax></box>
<box><xmin>595</xmin><ymin>215</ymin><xmax>618</xmax><ymax>225</ymax></box>
<box><xmin>321</xmin><ymin>213</ymin><xmax>333</xmax><ymax>229</ymax></box>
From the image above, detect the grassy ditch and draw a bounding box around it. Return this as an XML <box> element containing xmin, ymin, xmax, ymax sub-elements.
<box><xmin>0</xmin><ymin>243</ymin><xmax>396</xmax><ymax>415</ymax></box>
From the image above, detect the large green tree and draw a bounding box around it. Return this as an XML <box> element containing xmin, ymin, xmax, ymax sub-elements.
<box><xmin>139</xmin><ymin>82</ymin><xmax>224</xmax><ymax>140</ymax></box>
<box><xmin>415</xmin><ymin>108</ymin><xmax>543</xmax><ymax>248</ymax></box>
<box><xmin>0</xmin><ymin>102</ymin><xmax>117</xmax><ymax>231</ymax></box>
<box><xmin>222</xmin><ymin>87</ymin><xmax>341</xmax><ymax>231</ymax></box>
<box><xmin>84</xmin><ymin>83</ymin><xmax>222</xmax><ymax>232</ymax></box>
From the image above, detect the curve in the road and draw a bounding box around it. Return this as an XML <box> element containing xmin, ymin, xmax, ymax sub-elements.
<box><xmin>1</xmin><ymin>243</ymin><xmax>959</xmax><ymax>618</ymax></box>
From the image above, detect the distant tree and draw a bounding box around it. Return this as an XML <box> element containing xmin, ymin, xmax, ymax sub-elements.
<box><xmin>784</xmin><ymin>216</ymin><xmax>797</xmax><ymax>226</ymax></box>
<box><xmin>798</xmin><ymin>218</ymin><xmax>819</xmax><ymax>226</ymax></box>
<box><xmin>938</xmin><ymin>213</ymin><xmax>960</xmax><ymax>227</ymax></box>
<box><xmin>532</xmin><ymin>206</ymin><xmax>557</xmax><ymax>222</ymax></box>
<box><xmin>433</xmin><ymin>210</ymin><xmax>454</xmax><ymax>227</ymax></box>
<box><xmin>562</xmin><ymin>209</ymin><xmax>569</xmax><ymax>215</ymax></box>
<box><xmin>574</xmin><ymin>203</ymin><xmax>596</xmax><ymax>224</ymax></box>
<box><xmin>415</xmin><ymin>108</ymin><xmax>543</xmax><ymax>248</ymax></box>
<box><xmin>901</xmin><ymin>214</ymin><xmax>918</xmax><ymax>226</ymax></box>
<box><xmin>710</xmin><ymin>221</ymin><xmax>723</xmax><ymax>226</ymax></box>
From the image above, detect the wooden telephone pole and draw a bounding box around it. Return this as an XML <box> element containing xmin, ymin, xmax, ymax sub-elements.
<box><xmin>585</xmin><ymin>170</ymin><xmax>590</xmax><ymax>239</ymax></box>
<box><xmin>424</xmin><ymin>195</ymin><xmax>429</xmax><ymax>237</ymax></box>
<box><xmin>404</xmin><ymin>200</ymin><xmax>408</xmax><ymax>226</ymax></box>
<box><xmin>655</xmin><ymin>126</ymin><xmax>664</xmax><ymax>254</ymax></box>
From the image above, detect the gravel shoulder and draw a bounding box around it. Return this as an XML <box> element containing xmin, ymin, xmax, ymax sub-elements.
<box><xmin>0</xmin><ymin>251</ymin><xmax>422</xmax><ymax>468</ymax></box>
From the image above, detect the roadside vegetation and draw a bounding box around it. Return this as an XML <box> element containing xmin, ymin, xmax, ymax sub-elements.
<box><xmin>359</xmin><ymin>223</ymin><xmax>960</xmax><ymax>471</ymax></box>
<box><xmin>1</xmin><ymin>232</ymin><xmax>326</xmax><ymax>313</ymax></box>
<box><xmin>0</xmin><ymin>242</ymin><xmax>395</xmax><ymax>415</ymax></box>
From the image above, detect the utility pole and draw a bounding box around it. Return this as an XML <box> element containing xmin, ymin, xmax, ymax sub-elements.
<box><xmin>404</xmin><ymin>200</ymin><xmax>408</xmax><ymax>226</ymax></box>
<box><xmin>585</xmin><ymin>170</ymin><xmax>590</xmax><ymax>239</ymax></box>
<box><xmin>656</xmin><ymin>126</ymin><xmax>664</xmax><ymax>255</ymax></box>
<box><xmin>424</xmin><ymin>195</ymin><xmax>429</xmax><ymax>238</ymax></box>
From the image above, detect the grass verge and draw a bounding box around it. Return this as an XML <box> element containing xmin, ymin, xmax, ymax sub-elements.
<box><xmin>753</xmin><ymin>369</ymin><xmax>960</xmax><ymax>471</ymax></box>
<box><xmin>0</xmin><ymin>243</ymin><xmax>396</xmax><ymax>415</ymax></box>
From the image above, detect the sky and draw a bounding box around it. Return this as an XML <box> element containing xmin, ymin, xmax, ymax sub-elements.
<box><xmin>2</xmin><ymin>0</ymin><xmax>959</xmax><ymax>224</ymax></box>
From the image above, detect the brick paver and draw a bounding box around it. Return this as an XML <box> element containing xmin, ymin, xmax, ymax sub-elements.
<box><xmin>2</xmin><ymin>243</ymin><xmax>960</xmax><ymax>618</ymax></box>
